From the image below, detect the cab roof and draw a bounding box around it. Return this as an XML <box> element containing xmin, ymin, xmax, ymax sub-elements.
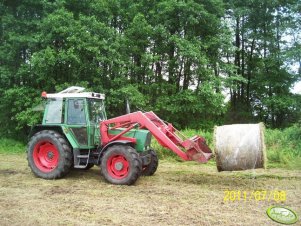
<box><xmin>41</xmin><ymin>86</ymin><xmax>105</xmax><ymax>100</ymax></box>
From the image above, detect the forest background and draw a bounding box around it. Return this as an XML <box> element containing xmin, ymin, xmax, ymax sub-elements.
<box><xmin>0</xmin><ymin>0</ymin><xmax>300</xmax><ymax>167</ymax></box>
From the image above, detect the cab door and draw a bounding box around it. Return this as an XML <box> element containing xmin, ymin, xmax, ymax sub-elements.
<box><xmin>87</xmin><ymin>99</ymin><xmax>106</xmax><ymax>147</ymax></box>
<box><xmin>65</xmin><ymin>99</ymin><xmax>89</xmax><ymax>148</ymax></box>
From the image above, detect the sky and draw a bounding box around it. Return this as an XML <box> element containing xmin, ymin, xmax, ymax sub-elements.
<box><xmin>292</xmin><ymin>81</ymin><xmax>301</xmax><ymax>94</ymax></box>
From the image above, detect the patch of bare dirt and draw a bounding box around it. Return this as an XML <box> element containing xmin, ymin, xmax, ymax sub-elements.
<box><xmin>0</xmin><ymin>169</ymin><xmax>19</xmax><ymax>175</ymax></box>
<box><xmin>0</xmin><ymin>153</ymin><xmax>300</xmax><ymax>226</ymax></box>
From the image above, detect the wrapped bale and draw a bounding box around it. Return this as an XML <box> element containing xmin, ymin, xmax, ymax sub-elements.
<box><xmin>214</xmin><ymin>123</ymin><xmax>266</xmax><ymax>172</ymax></box>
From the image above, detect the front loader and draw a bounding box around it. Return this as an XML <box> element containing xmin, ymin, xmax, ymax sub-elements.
<box><xmin>27</xmin><ymin>87</ymin><xmax>212</xmax><ymax>185</ymax></box>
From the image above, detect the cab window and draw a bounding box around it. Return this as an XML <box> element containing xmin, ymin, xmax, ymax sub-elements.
<box><xmin>67</xmin><ymin>99</ymin><xmax>86</xmax><ymax>125</ymax></box>
<box><xmin>88</xmin><ymin>99</ymin><xmax>107</xmax><ymax>124</ymax></box>
<box><xmin>45</xmin><ymin>98</ymin><xmax>63</xmax><ymax>124</ymax></box>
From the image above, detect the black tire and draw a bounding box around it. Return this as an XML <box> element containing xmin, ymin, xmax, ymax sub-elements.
<box><xmin>101</xmin><ymin>145</ymin><xmax>142</xmax><ymax>185</ymax></box>
<box><xmin>142</xmin><ymin>149</ymin><xmax>158</xmax><ymax>176</ymax></box>
<box><xmin>27</xmin><ymin>130</ymin><xmax>73</xmax><ymax>179</ymax></box>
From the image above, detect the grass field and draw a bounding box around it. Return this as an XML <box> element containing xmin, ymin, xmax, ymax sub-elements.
<box><xmin>0</xmin><ymin>153</ymin><xmax>300</xmax><ymax>226</ymax></box>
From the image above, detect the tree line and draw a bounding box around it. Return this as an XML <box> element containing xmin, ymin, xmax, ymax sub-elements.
<box><xmin>0</xmin><ymin>0</ymin><xmax>300</xmax><ymax>139</ymax></box>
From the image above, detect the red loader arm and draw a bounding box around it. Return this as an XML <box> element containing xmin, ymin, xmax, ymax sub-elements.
<box><xmin>100</xmin><ymin>111</ymin><xmax>212</xmax><ymax>163</ymax></box>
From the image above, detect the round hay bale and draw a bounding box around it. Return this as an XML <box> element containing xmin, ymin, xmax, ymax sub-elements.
<box><xmin>214</xmin><ymin>123</ymin><xmax>266</xmax><ymax>172</ymax></box>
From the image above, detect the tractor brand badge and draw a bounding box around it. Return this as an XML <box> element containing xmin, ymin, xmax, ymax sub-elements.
<box><xmin>266</xmin><ymin>206</ymin><xmax>298</xmax><ymax>225</ymax></box>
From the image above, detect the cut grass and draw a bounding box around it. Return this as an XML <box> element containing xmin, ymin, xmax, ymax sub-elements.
<box><xmin>0</xmin><ymin>153</ymin><xmax>300</xmax><ymax>226</ymax></box>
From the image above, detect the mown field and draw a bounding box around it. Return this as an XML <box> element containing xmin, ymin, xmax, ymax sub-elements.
<box><xmin>0</xmin><ymin>126</ymin><xmax>300</xmax><ymax>225</ymax></box>
<box><xmin>0</xmin><ymin>154</ymin><xmax>300</xmax><ymax>226</ymax></box>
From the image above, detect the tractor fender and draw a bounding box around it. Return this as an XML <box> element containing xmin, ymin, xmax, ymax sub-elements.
<box><xmin>97</xmin><ymin>140</ymin><xmax>135</xmax><ymax>165</ymax></box>
<box><xmin>28</xmin><ymin>125</ymin><xmax>75</xmax><ymax>149</ymax></box>
<box><xmin>29</xmin><ymin>125</ymin><xmax>64</xmax><ymax>139</ymax></box>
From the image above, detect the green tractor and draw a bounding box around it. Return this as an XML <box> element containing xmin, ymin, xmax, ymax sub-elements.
<box><xmin>27</xmin><ymin>87</ymin><xmax>212</xmax><ymax>185</ymax></box>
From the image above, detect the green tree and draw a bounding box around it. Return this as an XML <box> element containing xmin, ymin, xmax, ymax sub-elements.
<box><xmin>1</xmin><ymin>0</ymin><xmax>299</xmax><ymax>140</ymax></box>
<box><xmin>224</xmin><ymin>0</ymin><xmax>300</xmax><ymax>127</ymax></box>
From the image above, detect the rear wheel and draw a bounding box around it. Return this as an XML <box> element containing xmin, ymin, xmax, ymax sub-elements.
<box><xmin>142</xmin><ymin>149</ymin><xmax>158</xmax><ymax>176</ymax></box>
<box><xmin>27</xmin><ymin>130</ymin><xmax>72</xmax><ymax>179</ymax></box>
<box><xmin>101</xmin><ymin>145</ymin><xmax>142</xmax><ymax>185</ymax></box>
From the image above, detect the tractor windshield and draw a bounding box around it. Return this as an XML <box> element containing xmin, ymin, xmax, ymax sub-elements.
<box><xmin>88</xmin><ymin>99</ymin><xmax>107</xmax><ymax>124</ymax></box>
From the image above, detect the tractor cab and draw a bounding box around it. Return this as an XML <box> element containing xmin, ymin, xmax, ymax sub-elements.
<box><xmin>41</xmin><ymin>87</ymin><xmax>106</xmax><ymax>149</ymax></box>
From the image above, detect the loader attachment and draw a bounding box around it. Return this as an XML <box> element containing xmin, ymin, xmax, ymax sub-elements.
<box><xmin>101</xmin><ymin>111</ymin><xmax>212</xmax><ymax>163</ymax></box>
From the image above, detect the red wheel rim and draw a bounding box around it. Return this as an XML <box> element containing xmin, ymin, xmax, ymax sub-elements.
<box><xmin>107</xmin><ymin>155</ymin><xmax>129</xmax><ymax>179</ymax></box>
<box><xmin>33</xmin><ymin>141</ymin><xmax>59</xmax><ymax>173</ymax></box>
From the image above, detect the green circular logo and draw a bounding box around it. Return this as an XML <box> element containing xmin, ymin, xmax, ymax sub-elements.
<box><xmin>267</xmin><ymin>206</ymin><xmax>299</xmax><ymax>225</ymax></box>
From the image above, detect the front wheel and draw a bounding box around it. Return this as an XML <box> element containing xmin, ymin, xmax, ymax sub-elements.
<box><xmin>27</xmin><ymin>130</ymin><xmax>73</xmax><ymax>179</ymax></box>
<box><xmin>101</xmin><ymin>145</ymin><xmax>142</xmax><ymax>185</ymax></box>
